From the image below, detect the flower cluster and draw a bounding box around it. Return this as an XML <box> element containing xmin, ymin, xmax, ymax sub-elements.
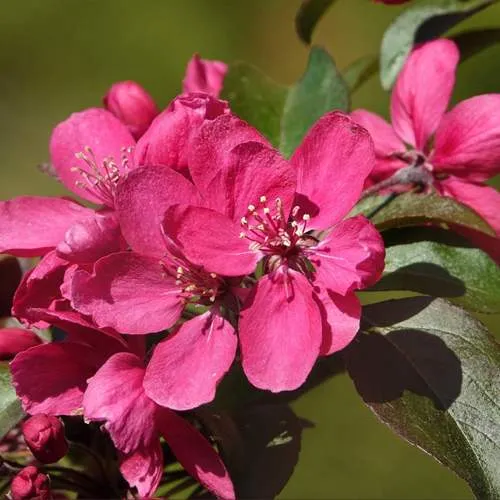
<box><xmin>0</xmin><ymin>49</ymin><xmax>385</xmax><ymax>496</ymax></box>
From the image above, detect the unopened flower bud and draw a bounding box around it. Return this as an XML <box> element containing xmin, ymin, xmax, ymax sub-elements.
<box><xmin>0</xmin><ymin>328</ymin><xmax>41</xmax><ymax>361</ymax></box>
<box><xmin>103</xmin><ymin>81</ymin><xmax>158</xmax><ymax>139</ymax></box>
<box><xmin>22</xmin><ymin>414</ymin><xmax>68</xmax><ymax>464</ymax></box>
<box><xmin>183</xmin><ymin>54</ymin><xmax>227</xmax><ymax>97</ymax></box>
<box><xmin>10</xmin><ymin>466</ymin><xmax>51</xmax><ymax>500</ymax></box>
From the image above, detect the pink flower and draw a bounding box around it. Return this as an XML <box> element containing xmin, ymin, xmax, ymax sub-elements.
<box><xmin>10</xmin><ymin>326</ymin><xmax>234</xmax><ymax>498</ymax></box>
<box><xmin>104</xmin><ymin>81</ymin><xmax>159</xmax><ymax>140</ymax></box>
<box><xmin>10</xmin><ymin>466</ymin><xmax>51</xmax><ymax>500</ymax></box>
<box><xmin>161</xmin><ymin>112</ymin><xmax>384</xmax><ymax>392</ymax></box>
<box><xmin>183</xmin><ymin>54</ymin><xmax>227</xmax><ymax>97</ymax></box>
<box><xmin>0</xmin><ymin>328</ymin><xmax>42</xmax><ymax>361</ymax></box>
<box><xmin>351</xmin><ymin>39</ymin><xmax>500</xmax><ymax>244</ymax></box>
<box><xmin>22</xmin><ymin>414</ymin><xmax>68</xmax><ymax>464</ymax></box>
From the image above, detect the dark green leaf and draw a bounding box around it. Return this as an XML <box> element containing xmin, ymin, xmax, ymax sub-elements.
<box><xmin>295</xmin><ymin>0</ymin><xmax>337</xmax><ymax>45</ymax></box>
<box><xmin>350</xmin><ymin>192</ymin><xmax>495</xmax><ymax>235</ymax></box>
<box><xmin>346</xmin><ymin>297</ymin><xmax>500</xmax><ymax>498</ymax></box>
<box><xmin>280</xmin><ymin>46</ymin><xmax>349</xmax><ymax>158</ymax></box>
<box><xmin>452</xmin><ymin>27</ymin><xmax>500</xmax><ymax>62</ymax></box>
<box><xmin>342</xmin><ymin>54</ymin><xmax>379</xmax><ymax>92</ymax></box>
<box><xmin>0</xmin><ymin>362</ymin><xmax>23</xmax><ymax>439</ymax></box>
<box><xmin>380</xmin><ymin>0</ymin><xmax>497</xmax><ymax>89</ymax></box>
<box><xmin>373</xmin><ymin>228</ymin><xmax>500</xmax><ymax>313</ymax></box>
<box><xmin>220</xmin><ymin>62</ymin><xmax>288</xmax><ymax>148</ymax></box>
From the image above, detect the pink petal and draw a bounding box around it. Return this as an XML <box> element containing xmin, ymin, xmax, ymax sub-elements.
<box><xmin>291</xmin><ymin>112</ymin><xmax>376</xmax><ymax>229</ymax></box>
<box><xmin>157</xmin><ymin>407</ymin><xmax>235</xmax><ymax>499</ymax></box>
<box><xmin>433</xmin><ymin>94</ymin><xmax>500</xmax><ymax>181</ymax></box>
<box><xmin>103</xmin><ymin>81</ymin><xmax>159</xmax><ymax>140</ymax></box>
<box><xmin>0</xmin><ymin>328</ymin><xmax>42</xmax><ymax>360</ymax></box>
<box><xmin>188</xmin><ymin>114</ymin><xmax>269</xmax><ymax>204</ymax></box>
<box><xmin>10</xmin><ymin>342</ymin><xmax>102</xmax><ymax>415</ymax></box>
<box><xmin>391</xmin><ymin>39</ymin><xmax>459</xmax><ymax>150</ymax></box>
<box><xmin>163</xmin><ymin>205</ymin><xmax>261</xmax><ymax>276</ymax></box>
<box><xmin>317</xmin><ymin>291</ymin><xmax>361</xmax><ymax>355</ymax></box>
<box><xmin>120</xmin><ymin>442</ymin><xmax>163</xmax><ymax>499</ymax></box>
<box><xmin>70</xmin><ymin>252</ymin><xmax>183</xmax><ymax>334</ymax></box>
<box><xmin>436</xmin><ymin>177</ymin><xmax>500</xmax><ymax>235</ymax></box>
<box><xmin>56</xmin><ymin>211</ymin><xmax>124</xmax><ymax>263</ymax></box>
<box><xmin>202</xmin><ymin>140</ymin><xmax>296</xmax><ymax>222</ymax></box>
<box><xmin>134</xmin><ymin>94</ymin><xmax>229</xmax><ymax>173</ymax></box>
<box><xmin>12</xmin><ymin>251</ymin><xmax>69</xmax><ymax>328</ymax></box>
<box><xmin>309</xmin><ymin>216</ymin><xmax>385</xmax><ymax>295</ymax></box>
<box><xmin>115</xmin><ymin>165</ymin><xmax>200</xmax><ymax>257</ymax></box>
<box><xmin>83</xmin><ymin>352</ymin><xmax>157</xmax><ymax>453</ymax></box>
<box><xmin>144</xmin><ymin>311</ymin><xmax>237</xmax><ymax>410</ymax></box>
<box><xmin>49</xmin><ymin>108</ymin><xmax>135</xmax><ymax>204</ymax></box>
<box><xmin>0</xmin><ymin>197</ymin><xmax>92</xmax><ymax>257</ymax></box>
<box><xmin>183</xmin><ymin>54</ymin><xmax>228</xmax><ymax>97</ymax></box>
<box><xmin>239</xmin><ymin>268</ymin><xmax>322</xmax><ymax>392</ymax></box>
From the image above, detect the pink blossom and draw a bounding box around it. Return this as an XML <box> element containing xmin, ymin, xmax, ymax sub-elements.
<box><xmin>104</xmin><ymin>81</ymin><xmax>159</xmax><ymax>140</ymax></box>
<box><xmin>351</xmin><ymin>39</ymin><xmax>500</xmax><ymax>246</ymax></box>
<box><xmin>22</xmin><ymin>414</ymin><xmax>68</xmax><ymax>464</ymax></box>
<box><xmin>0</xmin><ymin>328</ymin><xmax>42</xmax><ymax>360</ymax></box>
<box><xmin>160</xmin><ymin>112</ymin><xmax>384</xmax><ymax>392</ymax></box>
<box><xmin>10</xmin><ymin>326</ymin><xmax>234</xmax><ymax>498</ymax></box>
<box><xmin>183</xmin><ymin>54</ymin><xmax>227</xmax><ymax>97</ymax></box>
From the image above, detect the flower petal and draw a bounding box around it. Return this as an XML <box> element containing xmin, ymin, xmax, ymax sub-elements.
<box><xmin>188</xmin><ymin>114</ymin><xmax>269</xmax><ymax>206</ymax></box>
<box><xmin>391</xmin><ymin>39</ymin><xmax>459</xmax><ymax>149</ymax></box>
<box><xmin>10</xmin><ymin>342</ymin><xmax>102</xmax><ymax>415</ymax></box>
<box><xmin>0</xmin><ymin>328</ymin><xmax>42</xmax><ymax>361</ymax></box>
<box><xmin>0</xmin><ymin>197</ymin><xmax>92</xmax><ymax>257</ymax></box>
<box><xmin>291</xmin><ymin>112</ymin><xmax>376</xmax><ymax>229</ymax></box>
<box><xmin>120</xmin><ymin>442</ymin><xmax>163</xmax><ymax>499</ymax></box>
<box><xmin>115</xmin><ymin>165</ymin><xmax>200</xmax><ymax>257</ymax></box>
<box><xmin>134</xmin><ymin>94</ymin><xmax>229</xmax><ymax>173</ymax></box>
<box><xmin>163</xmin><ymin>205</ymin><xmax>261</xmax><ymax>276</ymax></box>
<box><xmin>309</xmin><ymin>216</ymin><xmax>385</xmax><ymax>295</ymax></box>
<box><xmin>239</xmin><ymin>268</ymin><xmax>322</xmax><ymax>392</ymax></box>
<box><xmin>436</xmin><ymin>177</ymin><xmax>500</xmax><ymax>235</ymax></box>
<box><xmin>70</xmin><ymin>252</ymin><xmax>183</xmax><ymax>334</ymax></box>
<box><xmin>83</xmin><ymin>352</ymin><xmax>157</xmax><ymax>453</ymax></box>
<box><xmin>49</xmin><ymin>108</ymin><xmax>135</xmax><ymax>204</ymax></box>
<box><xmin>317</xmin><ymin>291</ymin><xmax>361</xmax><ymax>356</ymax></box>
<box><xmin>144</xmin><ymin>311</ymin><xmax>237</xmax><ymax>410</ymax></box>
<box><xmin>157</xmin><ymin>407</ymin><xmax>235</xmax><ymax>499</ymax></box>
<box><xmin>183</xmin><ymin>54</ymin><xmax>227</xmax><ymax>97</ymax></box>
<box><xmin>56</xmin><ymin>211</ymin><xmax>124</xmax><ymax>263</ymax></box>
<box><xmin>433</xmin><ymin>94</ymin><xmax>500</xmax><ymax>181</ymax></box>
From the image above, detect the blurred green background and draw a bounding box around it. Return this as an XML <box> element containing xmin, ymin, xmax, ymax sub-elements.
<box><xmin>1</xmin><ymin>1</ymin><xmax>500</xmax><ymax>498</ymax></box>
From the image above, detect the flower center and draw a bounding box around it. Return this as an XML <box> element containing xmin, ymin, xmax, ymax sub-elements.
<box><xmin>71</xmin><ymin>146</ymin><xmax>133</xmax><ymax>207</ymax></box>
<box><xmin>240</xmin><ymin>196</ymin><xmax>316</xmax><ymax>274</ymax></box>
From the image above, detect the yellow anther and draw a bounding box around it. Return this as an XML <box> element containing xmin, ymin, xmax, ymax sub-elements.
<box><xmin>210</xmin><ymin>272</ymin><xmax>217</xmax><ymax>278</ymax></box>
<box><xmin>177</xmin><ymin>266</ymin><xmax>184</xmax><ymax>275</ymax></box>
<box><xmin>241</xmin><ymin>216</ymin><xmax>248</xmax><ymax>225</ymax></box>
<box><xmin>259</xmin><ymin>195</ymin><xmax>267</xmax><ymax>203</ymax></box>
<box><xmin>248</xmin><ymin>204</ymin><xmax>256</xmax><ymax>212</ymax></box>
<box><xmin>302</xmin><ymin>213</ymin><xmax>310</xmax><ymax>221</ymax></box>
<box><xmin>263</xmin><ymin>207</ymin><xmax>270</xmax><ymax>214</ymax></box>
<box><xmin>239</xmin><ymin>232</ymin><xmax>246</xmax><ymax>239</ymax></box>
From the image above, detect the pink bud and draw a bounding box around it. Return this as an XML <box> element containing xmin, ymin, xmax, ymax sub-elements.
<box><xmin>103</xmin><ymin>81</ymin><xmax>159</xmax><ymax>139</ymax></box>
<box><xmin>183</xmin><ymin>54</ymin><xmax>227</xmax><ymax>97</ymax></box>
<box><xmin>10</xmin><ymin>466</ymin><xmax>51</xmax><ymax>500</ymax></box>
<box><xmin>21</xmin><ymin>415</ymin><xmax>68</xmax><ymax>464</ymax></box>
<box><xmin>0</xmin><ymin>328</ymin><xmax>41</xmax><ymax>361</ymax></box>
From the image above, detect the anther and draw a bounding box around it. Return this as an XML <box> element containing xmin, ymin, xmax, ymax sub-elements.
<box><xmin>259</xmin><ymin>195</ymin><xmax>267</xmax><ymax>203</ymax></box>
<box><xmin>248</xmin><ymin>204</ymin><xmax>256</xmax><ymax>212</ymax></box>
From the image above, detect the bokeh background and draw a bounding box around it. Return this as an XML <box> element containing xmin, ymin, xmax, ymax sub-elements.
<box><xmin>1</xmin><ymin>1</ymin><xmax>500</xmax><ymax>498</ymax></box>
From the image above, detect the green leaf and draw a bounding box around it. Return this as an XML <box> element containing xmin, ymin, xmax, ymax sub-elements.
<box><xmin>280</xmin><ymin>46</ymin><xmax>349</xmax><ymax>158</ymax></box>
<box><xmin>373</xmin><ymin>228</ymin><xmax>500</xmax><ymax>313</ymax></box>
<box><xmin>346</xmin><ymin>297</ymin><xmax>500</xmax><ymax>498</ymax></box>
<box><xmin>452</xmin><ymin>27</ymin><xmax>500</xmax><ymax>62</ymax></box>
<box><xmin>342</xmin><ymin>54</ymin><xmax>379</xmax><ymax>93</ymax></box>
<box><xmin>295</xmin><ymin>0</ymin><xmax>337</xmax><ymax>45</ymax></box>
<box><xmin>380</xmin><ymin>0</ymin><xmax>497</xmax><ymax>89</ymax></box>
<box><xmin>350</xmin><ymin>192</ymin><xmax>495</xmax><ymax>235</ymax></box>
<box><xmin>220</xmin><ymin>62</ymin><xmax>288</xmax><ymax>149</ymax></box>
<box><xmin>222</xmin><ymin>47</ymin><xmax>348</xmax><ymax>158</ymax></box>
<box><xmin>0</xmin><ymin>362</ymin><xmax>23</xmax><ymax>439</ymax></box>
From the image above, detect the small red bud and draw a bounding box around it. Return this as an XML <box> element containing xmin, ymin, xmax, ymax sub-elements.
<box><xmin>103</xmin><ymin>81</ymin><xmax>158</xmax><ymax>139</ymax></box>
<box><xmin>21</xmin><ymin>415</ymin><xmax>68</xmax><ymax>464</ymax></box>
<box><xmin>10</xmin><ymin>466</ymin><xmax>51</xmax><ymax>500</ymax></box>
<box><xmin>0</xmin><ymin>328</ymin><xmax>41</xmax><ymax>361</ymax></box>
